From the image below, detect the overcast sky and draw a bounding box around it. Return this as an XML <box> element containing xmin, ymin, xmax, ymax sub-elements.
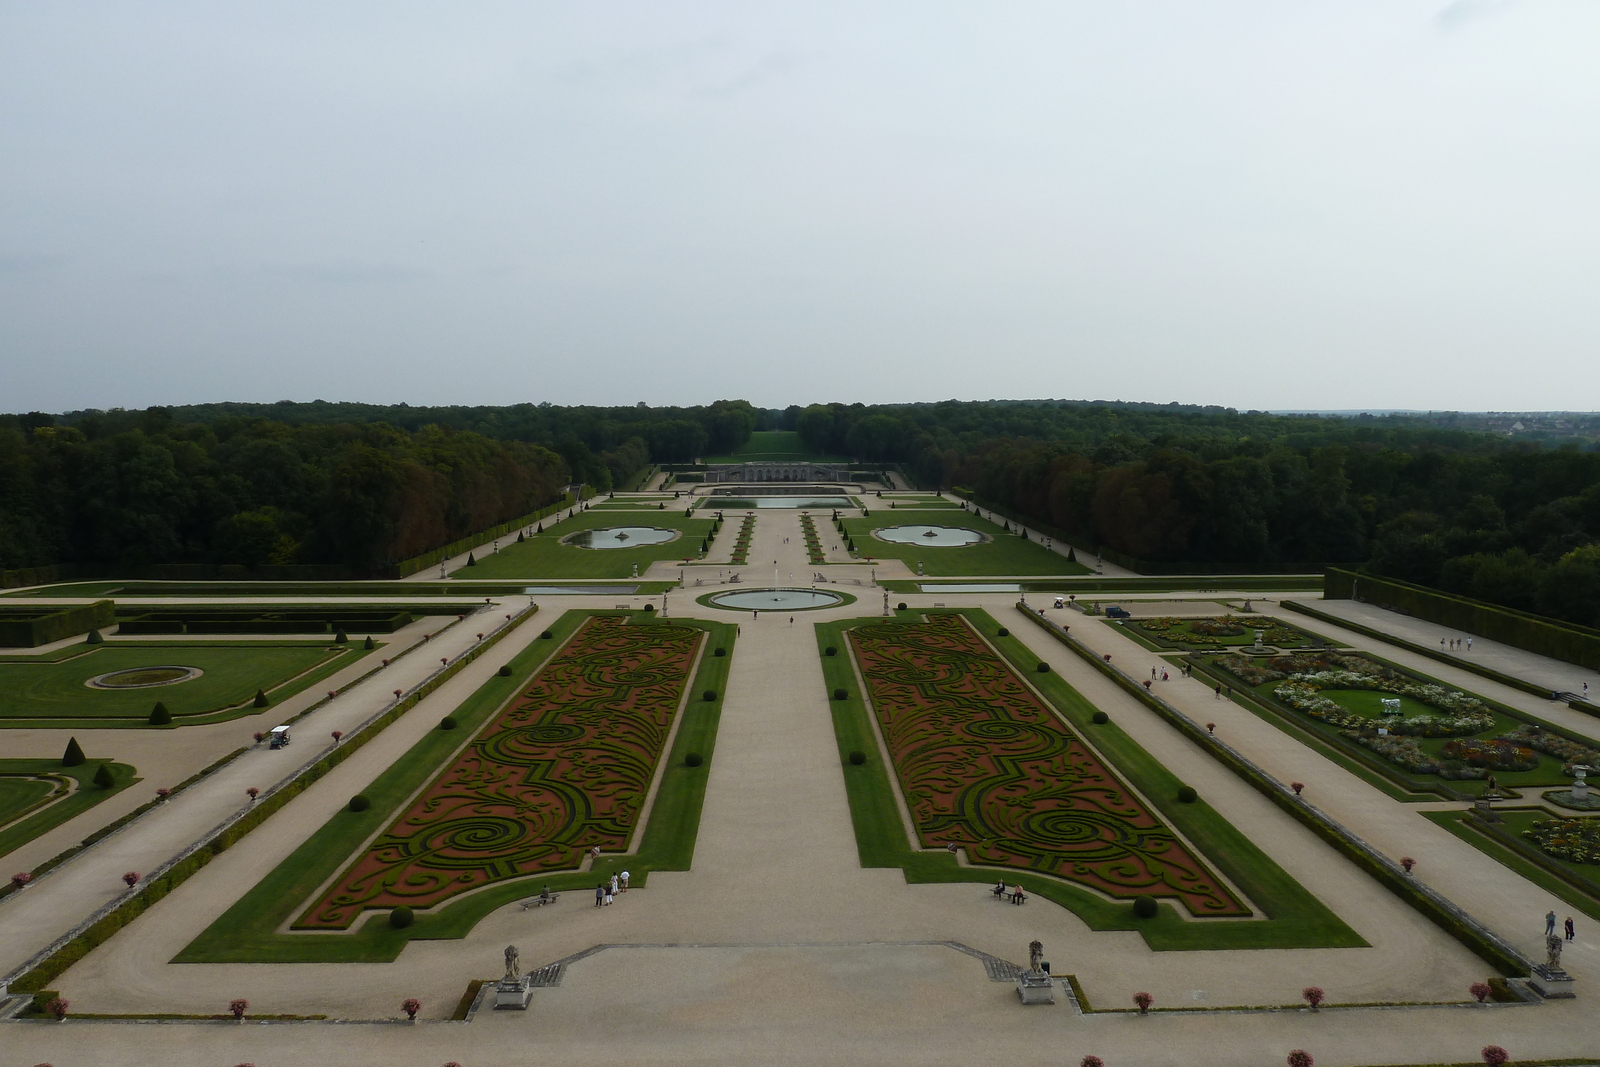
<box><xmin>3</xmin><ymin>1</ymin><xmax>1598</xmax><ymax>414</ymax></box>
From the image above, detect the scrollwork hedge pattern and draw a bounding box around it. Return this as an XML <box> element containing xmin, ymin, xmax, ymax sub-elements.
<box><xmin>298</xmin><ymin>615</ymin><xmax>701</xmax><ymax>928</ymax></box>
<box><xmin>849</xmin><ymin>614</ymin><xmax>1246</xmax><ymax>916</ymax></box>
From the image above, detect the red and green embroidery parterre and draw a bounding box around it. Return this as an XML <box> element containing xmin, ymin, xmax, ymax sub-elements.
<box><xmin>298</xmin><ymin>615</ymin><xmax>702</xmax><ymax>928</ymax></box>
<box><xmin>849</xmin><ymin>613</ymin><xmax>1247</xmax><ymax>916</ymax></box>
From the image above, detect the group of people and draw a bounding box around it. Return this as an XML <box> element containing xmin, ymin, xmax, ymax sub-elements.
<box><xmin>1545</xmin><ymin>910</ymin><xmax>1577</xmax><ymax>942</ymax></box>
<box><xmin>991</xmin><ymin>879</ymin><xmax>1027</xmax><ymax>905</ymax></box>
<box><xmin>593</xmin><ymin>870</ymin><xmax>630</xmax><ymax>908</ymax></box>
<box><xmin>1440</xmin><ymin>636</ymin><xmax>1473</xmax><ymax>652</ymax></box>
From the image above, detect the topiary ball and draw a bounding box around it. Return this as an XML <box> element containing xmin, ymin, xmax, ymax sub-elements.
<box><xmin>1177</xmin><ymin>786</ymin><xmax>1198</xmax><ymax>803</ymax></box>
<box><xmin>825</xmin><ymin>646</ymin><xmax>838</xmax><ymax>656</ymax></box>
<box><xmin>643</xmin><ymin>604</ymin><xmax>655</xmax><ymax>612</ymax></box>
<box><xmin>684</xmin><ymin>752</ymin><xmax>703</xmax><ymax>767</ymax></box>
<box><xmin>1036</xmin><ymin>662</ymin><xmax>1051</xmax><ymax>673</ymax></box>
<box><xmin>540</xmin><ymin>630</ymin><xmax>553</xmax><ymax>640</ymax></box>
<box><xmin>1091</xmin><ymin>711</ymin><xmax>1109</xmax><ymax>725</ymax></box>
<box><xmin>848</xmin><ymin>750</ymin><xmax>866</xmax><ymax>765</ymax></box>
<box><xmin>1132</xmin><ymin>895</ymin><xmax>1158</xmax><ymax>919</ymax></box>
<box><xmin>833</xmin><ymin>688</ymin><xmax>848</xmax><ymax>700</ymax></box>
<box><xmin>897</xmin><ymin>602</ymin><xmax>907</xmax><ymax>611</ymax></box>
<box><xmin>498</xmin><ymin>665</ymin><xmax>513</xmax><ymax>677</ymax></box>
<box><xmin>438</xmin><ymin>716</ymin><xmax>457</xmax><ymax>730</ymax></box>
<box><xmin>996</xmin><ymin>628</ymin><xmax>1009</xmax><ymax>637</ymax></box>
<box><xmin>349</xmin><ymin>794</ymin><xmax>371</xmax><ymax>812</ymax></box>
<box><xmin>714</xmin><ymin>648</ymin><xmax>726</xmax><ymax>657</ymax></box>
<box><xmin>703</xmin><ymin>689</ymin><xmax>717</xmax><ymax>701</ymax></box>
<box><xmin>389</xmin><ymin>906</ymin><xmax>414</xmax><ymax>929</ymax></box>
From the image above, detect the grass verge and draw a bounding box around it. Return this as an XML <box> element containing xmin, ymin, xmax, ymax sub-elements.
<box><xmin>0</xmin><ymin>759</ymin><xmax>139</xmax><ymax>861</ymax></box>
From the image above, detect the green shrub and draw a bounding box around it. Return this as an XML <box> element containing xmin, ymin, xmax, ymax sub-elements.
<box><xmin>825</xmin><ymin>646</ymin><xmax>837</xmax><ymax>656</ymax></box>
<box><xmin>498</xmin><ymin>665</ymin><xmax>513</xmax><ymax>676</ymax></box>
<box><xmin>86</xmin><ymin>628</ymin><xmax>104</xmax><ymax>644</ymax></box>
<box><xmin>685</xmin><ymin>752</ymin><xmax>703</xmax><ymax>767</ymax></box>
<box><xmin>92</xmin><ymin>763</ymin><xmax>115</xmax><ymax>789</ymax></box>
<box><xmin>438</xmin><ymin>716</ymin><xmax>457</xmax><ymax>731</ymax></box>
<box><xmin>334</xmin><ymin>631</ymin><xmax>348</xmax><ymax>644</ymax></box>
<box><xmin>31</xmin><ymin>990</ymin><xmax>60</xmax><ymax>1015</ymax></box>
<box><xmin>643</xmin><ymin>604</ymin><xmax>655</xmax><ymax>613</ymax></box>
<box><xmin>364</xmin><ymin>636</ymin><xmax>375</xmax><ymax>649</ymax></box>
<box><xmin>1177</xmin><ymin>786</ymin><xmax>1198</xmax><ymax>803</ymax></box>
<box><xmin>389</xmin><ymin>906</ymin><xmax>414</xmax><ymax>929</ymax></box>
<box><xmin>848</xmin><ymin>750</ymin><xmax>866</xmax><ymax>765</ymax></box>
<box><xmin>996</xmin><ymin>628</ymin><xmax>1009</xmax><ymax>637</ymax></box>
<box><xmin>253</xmin><ymin>689</ymin><xmax>269</xmax><ymax>708</ymax></box>
<box><xmin>1132</xmin><ymin>895</ymin><xmax>1157</xmax><ymax>919</ymax></box>
<box><xmin>703</xmin><ymin>689</ymin><xmax>717</xmax><ymax>701</ymax></box>
<box><xmin>834</xmin><ymin>687</ymin><xmax>848</xmax><ymax>700</ymax></box>
<box><xmin>148</xmin><ymin>701</ymin><xmax>172</xmax><ymax>726</ymax></box>
<box><xmin>1091</xmin><ymin>711</ymin><xmax>1109</xmax><ymax>725</ymax></box>
<box><xmin>349</xmin><ymin>794</ymin><xmax>370</xmax><ymax>812</ymax></box>
<box><xmin>541</xmin><ymin>630</ymin><xmax>553</xmax><ymax>639</ymax></box>
<box><xmin>465</xmin><ymin>553</ymin><xmax>476</xmax><ymax>567</ymax></box>
<box><xmin>714</xmin><ymin>647</ymin><xmax>726</xmax><ymax>657</ymax></box>
<box><xmin>62</xmin><ymin>737</ymin><xmax>86</xmax><ymax>766</ymax></box>
<box><xmin>1036</xmin><ymin>662</ymin><xmax>1051</xmax><ymax>673</ymax></box>
<box><xmin>897</xmin><ymin>602</ymin><xmax>907</xmax><ymax>611</ymax></box>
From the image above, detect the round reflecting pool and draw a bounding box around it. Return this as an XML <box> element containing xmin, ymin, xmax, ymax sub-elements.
<box><xmin>707</xmin><ymin>588</ymin><xmax>845</xmax><ymax>612</ymax></box>
<box><xmin>564</xmin><ymin>526</ymin><xmax>679</xmax><ymax>549</ymax></box>
<box><xmin>874</xmin><ymin>525</ymin><xmax>985</xmax><ymax>547</ymax></box>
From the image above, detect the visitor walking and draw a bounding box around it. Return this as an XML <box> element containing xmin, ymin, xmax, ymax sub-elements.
<box><xmin>620</xmin><ymin>870</ymin><xmax>629</xmax><ymax>892</ymax></box>
<box><xmin>1546</xmin><ymin>910</ymin><xmax>1558</xmax><ymax>936</ymax></box>
<box><xmin>1566</xmin><ymin>916</ymin><xmax>1576</xmax><ymax>941</ymax></box>
<box><xmin>1467</xmin><ymin>638</ymin><xmax>1473</xmax><ymax>651</ymax></box>
<box><xmin>610</xmin><ymin>873</ymin><xmax>620</xmax><ymax>896</ymax></box>
<box><xmin>1214</xmin><ymin>684</ymin><xmax>1221</xmax><ymax>699</ymax></box>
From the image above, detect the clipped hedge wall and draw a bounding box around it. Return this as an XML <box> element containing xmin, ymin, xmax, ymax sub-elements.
<box><xmin>1327</xmin><ymin>567</ymin><xmax>1600</xmax><ymax>671</ymax></box>
<box><xmin>395</xmin><ymin>494</ymin><xmax>574</xmax><ymax>577</ymax></box>
<box><xmin>0</xmin><ymin>564</ymin><xmax>70</xmax><ymax>590</ymax></box>
<box><xmin>0</xmin><ymin>600</ymin><xmax>115</xmax><ymax>647</ymax></box>
<box><xmin>6</xmin><ymin>604</ymin><xmax>538</xmax><ymax>993</ymax></box>
<box><xmin>1015</xmin><ymin>604</ymin><xmax>1532</xmax><ymax>978</ymax></box>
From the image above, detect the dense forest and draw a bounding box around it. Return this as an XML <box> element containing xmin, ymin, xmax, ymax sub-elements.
<box><xmin>5</xmin><ymin>396</ymin><xmax>1600</xmax><ymax>628</ymax></box>
<box><xmin>792</xmin><ymin>400</ymin><xmax>1600</xmax><ymax>628</ymax></box>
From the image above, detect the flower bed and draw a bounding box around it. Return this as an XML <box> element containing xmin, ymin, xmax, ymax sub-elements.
<box><xmin>296</xmin><ymin>615</ymin><xmax>702</xmax><ymax>928</ymax></box>
<box><xmin>850</xmin><ymin>613</ymin><xmax>1247</xmax><ymax>916</ymax></box>
<box><xmin>1500</xmin><ymin>724</ymin><xmax>1600</xmax><ymax>775</ymax></box>
<box><xmin>1224</xmin><ymin>651</ymin><xmax>1495</xmax><ymax>737</ymax></box>
<box><xmin>1215</xmin><ymin>655</ymin><xmax>1284</xmax><ymax>687</ymax></box>
<box><xmin>1351</xmin><ymin>733</ymin><xmax>1438</xmax><ymax>773</ymax></box>
<box><xmin>1523</xmin><ymin>817</ymin><xmax>1600</xmax><ymax>865</ymax></box>
<box><xmin>1441</xmin><ymin>738</ymin><xmax>1539</xmax><ymax>772</ymax></box>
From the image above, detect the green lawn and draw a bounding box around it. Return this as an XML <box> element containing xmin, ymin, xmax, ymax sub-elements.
<box><xmin>816</xmin><ymin>608</ymin><xmax>1362</xmax><ymax>951</ymax></box>
<box><xmin>175</xmin><ymin>609</ymin><xmax>736</xmax><ymax>963</ymax></box>
<box><xmin>0</xmin><ymin>643</ymin><xmax>366</xmax><ymax>728</ymax></box>
<box><xmin>0</xmin><ymin>757</ymin><xmax>139</xmax><ymax>861</ymax></box>
<box><xmin>454</xmin><ymin>511</ymin><xmax>714</xmax><ymax>579</ymax></box>
<box><xmin>1425</xmin><ymin>809</ymin><xmax>1600</xmax><ymax>922</ymax></box>
<box><xmin>839</xmin><ymin>512</ymin><xmax>1091</xmax><ymax>576</ymax></box>
<box><xmin>703</xmin><ymin>431</ymin><xmax>851</xmax><ymax>464</ymax></box>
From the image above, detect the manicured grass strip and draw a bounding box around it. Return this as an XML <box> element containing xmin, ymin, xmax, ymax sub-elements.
<box><xmin>817</xmin><ymin>610</ymin><xmax>1362</xmax><ymax>951</ymax></box>
<box><xmin>0</xmin><ymin>759</ymin><xmax>139</xmax><ymax>862</ymax></box>
<box><xmin>173</xmin><ymin>612</ymin><xmax>735</xmax><ymax>963</ymax></box>
<box><xmin>456</xmin><ymin>511</ymin><xmax>714</xmax><ymax>579</ymax></box>
<box><xmin>839</xmin><ymin>512</ymin><xmax>1089</xmax><ymax>576</ymax></box>
<box><xmin>0</xmin><ymin>642</ymin><xmax>368</xmax><ymax>729</ymax></box>
<box><xmin>1422</xmin><ymin>810</ymin><xmax>1600</xmax><ymax>924</ymax></box>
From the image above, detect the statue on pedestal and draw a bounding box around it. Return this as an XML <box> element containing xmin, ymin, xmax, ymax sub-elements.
<box><xmin>1547</xmin><ymin>934</ymin><xmax>1564</xmax><ymax>971</ymax></box>
<box><xmin>504</xmin><ymin>944</ymin><xmax>521</xmax><ymax>981</ymax></box>
<box><xmin>1028</xmin><ymin>940</ymin><xmax>1044</xmax><ymax>974</ymax></box>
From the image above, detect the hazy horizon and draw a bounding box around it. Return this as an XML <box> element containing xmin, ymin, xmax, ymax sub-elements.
<box><xmin>5</xmin><ymin>1</ymin><xmax>1598</xmax><ymax>413</ymax></box>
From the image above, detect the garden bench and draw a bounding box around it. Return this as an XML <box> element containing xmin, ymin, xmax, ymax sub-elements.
<box><xmin>519</xmin><ymin>892</ymin><xmax>560</xmax><ymax>910</ymax></box>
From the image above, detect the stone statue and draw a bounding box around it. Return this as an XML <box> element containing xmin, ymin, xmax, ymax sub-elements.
<box><xmin>1547</xmin><ymin>934</ymin><xmax>1564</xmax><ymax>970</ymax></box>
<box><xmin>1028</xmin><ymin>940</ymin><xmax>1044</xmax><ymax>974</ymax></box>
<box><xmin>504</xmin><ymin>944</ymin><xmax>521</xmax><ymax>981</ymax></box>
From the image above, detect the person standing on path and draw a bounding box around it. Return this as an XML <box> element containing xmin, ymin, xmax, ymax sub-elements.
<box><xmin>620</xmin><ymin>870</ymin><xmax>629</xmax><ymax>893</ymax></box>
<box><xmin>610</xmin><ymin>873</ymin><xmax>619</xmax><ymax>897</ymax></box>
<box><xmin>1566</xmin><ymin>916</ymin><xmax>1576</xmax><ymax>942</ymax></box>
<box><xmin>1467</xmin><ymin>638</ymin><xmax>1473</xmax><ymax>651</ymax></box>
<box><xmin>1546</xmin><ymin>910</ymin><xmax>1558</xmax><ymax>936</ymax></box>
<box><xmin>595</xmin><ymin>883</ymin><xmax>605</xmax><ymax>908</ymax></box>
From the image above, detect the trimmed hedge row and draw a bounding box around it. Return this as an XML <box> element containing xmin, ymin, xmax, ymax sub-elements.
<box><xmin>0</xmin><ymin>564</ymin><xmax>69</xmax><ymax>590</ymax></box>
<box><xmin>395</xmin><ymin>494</ymin><xmax>578</xmax><ymax>577</ymax></box>
<box><xmin>1014</xmin><ymin>604</ymin><xmax>1532</xmax><ymax>978</ymax></box>
<box><xmin>5</xmin><ymin>604</ymin><xmax>538</xmax><ymax>993</ymax></box>
<box><xmin>1327</xmin><ymin>567</ymin><xmax>1600</xmax><ymax>671</ymax></box>
<box><xmin>0</xmin><ymin>600</ymin><xmax>115</xmax><ymax>647</ymax></box>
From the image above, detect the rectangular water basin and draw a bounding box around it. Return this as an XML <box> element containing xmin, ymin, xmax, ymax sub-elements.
<box><xmin>522</xmin><ymin>585</ymin><xmax>640</xmax><ymax>595</ymax></box>
<box><xmin>917</xmin><ymin>583</ymin><xmax>1023</xmax><ymax>593</ymax></box>
<box><xmin>699</xmin><ymin>497</ymin><xmax>854</xmax><ymax>509</ymax></box>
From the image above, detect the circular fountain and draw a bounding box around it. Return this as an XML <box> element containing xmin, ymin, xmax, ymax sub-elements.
<box><xmin>874</xmin><ymin>525</ymin><xmax>985</xmax><ymax>547</ymax></box>
<box><xmin>563</xmin><ymin>526</ymin><xmax>679</xmax><ymax>549</ymax></box>
<box><xmin>704</xmin><ymin>588</ymin><xmax>847</xmax><ymax>612</ymax></box>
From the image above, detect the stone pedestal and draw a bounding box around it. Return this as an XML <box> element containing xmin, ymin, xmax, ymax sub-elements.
<box><xmin>1015</xmin><ymin>972</ymin><xmax>1056</xmax><ymax>1005</ymax></box>
<box><xmin>1530</xmin><ymin>964</ymin><xmax>1576</xmax><ymax>999</ymax></box>
<box><xmin>494</xmin><ymin>977</ymin><xmax>533</xmax><ymax>1010</ymax></box>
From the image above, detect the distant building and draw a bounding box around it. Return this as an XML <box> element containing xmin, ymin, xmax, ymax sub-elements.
<box><xmin>703</xmin><ymin>462</ymin><xmax>853</xmax><ymax>484</ymax></box>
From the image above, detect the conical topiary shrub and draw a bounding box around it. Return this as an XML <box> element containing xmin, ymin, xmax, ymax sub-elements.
<box><xmin>536</xmin><ymin>523</ymin><xmax>542</xmax><ymax>533</ymax></box>
<box><xmin>148</xmin><ymin>702</ymin><xmax>172</xmax><ymax>726</ymax></box>
<box><xmin>1067</xmin><ymin>546</ymin><xmax>1078</xmax><ymax>563</ymax></box>
<box><xmin>86</xmin><ymin>628</ymin><xmax>104</xmax><ymax>644</ymax></box>
<box><xmin>62</xmin><ymin>737</ymin><xmax>86</xmax><ymax>767</ymax></box>
<box><xmin>465</xmin><ymin>552</ymin><xmax>476</xmax><ymax>567</ymax></box>
<box><xmin>364</xmin><ymin>636</ymin><xmax>375</xmax><ymax>649</ymax></box>
<box><xmin>517</xmin><ymin>531</ymin><xmax>525</xmax><ymax>543</ymax></box>
<box><xmin>334</xmin><ymin>631</ymin><xmax>348</xmax><ymax>644</ymax></box>
<box><xmin>253</xmin><ymin>689</ymin><xmax>269</xmax><ymax>708</ymax></box>
<box><xmin>92</xmin><ymin>763</ymin><xmax>115</xmax><ymax>789</ymax></box>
